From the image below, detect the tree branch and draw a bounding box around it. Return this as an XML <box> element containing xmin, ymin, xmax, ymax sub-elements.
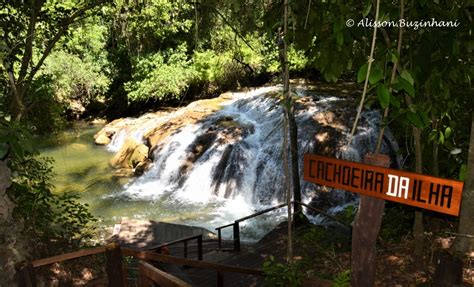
<box><xmin>18</xmin><ymin>0</ymin><xmax>43</xmax><ymax>83</ymax></box>
<box><xmin>26</xmin><ymin>0</ymin><xmax>107</xmax><ymax>86</ymax></box>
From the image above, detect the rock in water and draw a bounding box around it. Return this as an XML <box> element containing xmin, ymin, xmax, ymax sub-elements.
<box><xmin>110</xmin><ymin>138</ymin><xmax>147</xmax><ymax>168</ymax></box>
<box><xmin>130</xmin><ymin>144</ymin><xmax>149</xmax><ymax>168</ymax></box>
<box><xmin>94</xmin><ymin>132</ymin><xmax>111</xmax><ymax>145</ymax></box>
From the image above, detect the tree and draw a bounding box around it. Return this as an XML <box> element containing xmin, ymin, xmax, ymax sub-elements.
<box><xmin>0</xmin><ymin>0</ymin><xmax>107</xmax><ymax>121</ymax></box>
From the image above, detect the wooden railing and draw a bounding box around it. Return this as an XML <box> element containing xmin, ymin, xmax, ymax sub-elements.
<box><xmin>123</xmin><ymin>248</ymin><xmax>264</xmax><ymax>287</ymax></box>
<box><xmin>17</xmin><ymin>241</ymin><xmax>263</xmax><ymax>287</ymax></box>
<box><xmin>147</xmin><ymin>234</ymin><xmax>203</xmax><ymax>260</ymax></box>
<box><xmin>138</xmin><ymin>261</ymin><xmax>191</xmax><ymax>287</ymax></box>
<box><xmin>215</xmin><ymin>200</ymin><xmax>350</xmax><ymax>251</ymax></box>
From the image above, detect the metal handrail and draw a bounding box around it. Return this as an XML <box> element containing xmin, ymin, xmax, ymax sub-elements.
<box><xmin>148</xmin><ymin>234</ymin><xmax>203</xmax><ymax>261</ymax></box>
<box><xmin>215</xmin><ymin>200</ymin><xmax>350</xmax><ymax>251</ymax></box>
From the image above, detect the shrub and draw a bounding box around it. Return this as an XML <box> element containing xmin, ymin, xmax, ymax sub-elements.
<box><xmin>1</xmin><ymin>118</ymin><xmax>96</xmax><ymax>255</ymax></box>
<box><xmin>125</xmin><ymin>44</ymin><xmax>198</xmax><ymax>102</ymax></box>
<box><xmin>263</xmin><ymin>256</ymin><xmax>304</xmax><ymax>287</ymax></box>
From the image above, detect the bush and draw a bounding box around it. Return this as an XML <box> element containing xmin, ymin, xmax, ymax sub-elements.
<box><xmin>1</xmin><ymin>118</ymin><xmax>96</xmax><ymax>255</ymax></box>
<box><xmin>23</xmin><ymin>74</ymin><xmax>68</xmax><ymax>134</ymax></box>
<box><xmin>263</xmin><ymin>256</ymin><xmax>304</xmax><ymax>287</ymax></box>
<box><xmin>43</xmin><ymin>50</ymin><xmax>110</xmax><ymax>106</ymax></box>
<box><xmin>125</xmin><ymin>44</ymin><xmax>198</xmax><ymax>102</ymax></box>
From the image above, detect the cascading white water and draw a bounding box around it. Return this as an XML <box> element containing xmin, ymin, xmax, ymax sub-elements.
<box><xmin>105</xmin><ymin>86</ymin><xmax>400</xmax><ymax>239</ymax></box>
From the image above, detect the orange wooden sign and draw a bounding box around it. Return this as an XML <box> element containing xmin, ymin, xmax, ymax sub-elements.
<box><xmin>303</xmin><ymin>154</ymin><xmax>464</xmax><ymax>216</ymax></box>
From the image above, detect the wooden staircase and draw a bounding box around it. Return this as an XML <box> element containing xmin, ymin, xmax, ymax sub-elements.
<box><xmin>18</xmin><ymin>201</ymin><xmax>344</xmax><ymax>286</ymax></box>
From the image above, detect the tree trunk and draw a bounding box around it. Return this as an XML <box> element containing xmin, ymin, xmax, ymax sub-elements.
<box><xmin>412</xmin><ymin>126</ymin><xmax>425</xmax><ymax>267</ymax></box>
<box><xmin>282</xmin><ymin>0</ymin><xmax>294</xmax><ymax>264</ymax></box>
<box><xmin>405</xmin><ymin>93</ymin><xmax>425</xmax><ymax>267</ymax></box>
<box><xmin>453</xmin><ymin>112</ymin><xmax>474</xmax><ymax>254</ymax></box>
<box><xmin>433</xmin><ymin>113</ymin><xmax>474</xmax><ymax>285</ymax></box>
<box><xmin>289</xmin><ymin>110</ymin><xmax>302</xmax><ymax>214</ymax></box>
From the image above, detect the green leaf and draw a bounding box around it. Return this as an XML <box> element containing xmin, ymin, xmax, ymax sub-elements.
<box><xmin>377</xmin><ymin>85</ymin><xmax>390</xmax><ymax>108</ymax></box>
<box><xmin>336</xmin><ymin>32</ymin><xmax>343</xmax><ymax>45</ymax></box>
<box><xmin>439</xmin><ymin>131</ymin><xmax>445</xmax><ymax>144</ymax></box>
<box><xmin>419</xmin><ymin>110</ymin><xmax>430</xmax><ymax>127</ymax></box>
<box><xmin>357</xmin><ymin>63</ymin><xmax>368</xmax><ymax>83</ymax></box>
<box><xmin>459</xmin><ymin>164</ymin><xmax>467</xmax><ymax>181</ymax></box>
<box><xmin>362</xmin><ymin>1</ymin><xmax>372</xmax><ymax>17</ymax></box>
<box><xmin>390</xmin><ymin>51</ymin><xmax>399</xmax><ymax>65</ymax></box>
<box><xmin>399</xmin><ymin>78</ymin><xmax>415</xmax><ymax>97</ymax></box>
<box><xmin>369</xmin><ymin>66</ymin><xmax>384</xmax><ymax>85</ymax></box>
<box><xmin>400</xmin><ymin>70</ymin><xmax>415</xmax><ymax>85</ymax></box>
<box><xmin>445</xmin><ymin>127</ymin><xmax>452</xmax><ymax>139</ymax></box>
<box><xmin>390</xmin><ymin>94</ymin><xmax>401</xmax><ymax>109</ymax></box>
<box><xmin>407</xmin><ymin>111</ymin><xmax>424</xmax><ymax>129</ymax></box>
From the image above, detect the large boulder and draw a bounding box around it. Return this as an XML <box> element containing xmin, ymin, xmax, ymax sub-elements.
<box><xmin>0</xmin><ymin>161</ymin><xmax>12</xmax><ymax>222</ymax></box>
<box><xmin>94</xmin><ymin>132</ymin><xmax>111</xmax><ymax>145</ymax></box>
<box><xmin>130</xmin><ymin>144</ymin><xmax>149</xmax><ymax>168</ymax></box>
<box><xmin>110</xmin><ymin>138</ymin><xmax>149</xmax><ymax>168</ymax></box>
<box><xmin>0</xmin><ymin>160</ymin><xmax>30</xmax><ymax>285</ymax></box>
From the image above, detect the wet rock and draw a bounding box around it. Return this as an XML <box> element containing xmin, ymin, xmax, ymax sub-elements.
<box><xmin>94</xmin><ymin>133</ymin><xmax>111</xmax><ymax>145</ymax></box>
<box><xmin>134</xmin><ymin>160</ymin><xmax>153</xmax><ymax>176</ymax></box>
<box><xmin>89</xmin><ymin>118</ymin><xmax>107</xmax><ymax>126</ymax></box>
<box><xmin>110</xmin><ymin>138</ymin><xmax>147</xmax><ymax>168</ymax></box>
<box><xmin>178</xmin><ymin>132</ymin><xmax>217</xmax><ymax>181</ymax></box>
<box><xmin>113</xmin><ymin>168</ymin><xmax>135</xmax><ymax>178</ymax></box>
<box><xmin>130</xmin><ymin>144</ymin><xmax>149</xmax><ymax>168</ymax></box>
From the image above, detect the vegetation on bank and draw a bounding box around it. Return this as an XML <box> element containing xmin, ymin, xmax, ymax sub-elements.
<box><xmin>0</xmin><ymin>0</ymin><xmax>473</xmax><ymax>284</ymax></box>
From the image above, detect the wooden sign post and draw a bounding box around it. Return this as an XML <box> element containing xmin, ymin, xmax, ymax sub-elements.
<box><xmin>303</xmin><ymin>154</ymin><xmax>464</xmax><ymax>216</ymax></box>
<box><xmin>303</xmin><ymin>153</ymin><xmax>464</xmax><ymax>286</ymax></box>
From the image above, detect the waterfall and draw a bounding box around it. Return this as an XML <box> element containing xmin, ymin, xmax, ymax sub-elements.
<box><xmin>104</xmin><ymin>86</ymin><xmax>400</xmax><ymax>238</ymax></box>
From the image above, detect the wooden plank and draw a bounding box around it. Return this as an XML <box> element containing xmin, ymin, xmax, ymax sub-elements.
<box><xmin>122</xmin><ymin>248</ymin><xmax>264</xmax><ymax>276</ymax></box>
<box><xmin>138</xmin><ymin>261</ymin><xmax>191</xmax><ymax>287</ymax></box>
<box><xmin>31</xmin><ymin>246</ymin><xmax>106</xmax><ymax>267</ymax></box>
<box><xmin>303</xmin><ymin>154</ymin><xmax>464</xmax><ymax>216</ymax></box>
<box><xmin>106</xmin><ymin>243</ymin><xmax>125</xmax><ymax>287</ymax></box>
<box><xmin>351</xmin><ymin>154</ymin><xmax>389</xmax><ymax>287</ymax></box>
<box><xmin>17</xmin><ymin>263</ymin><xmax>36</xmax><ymax>287</ymax></box>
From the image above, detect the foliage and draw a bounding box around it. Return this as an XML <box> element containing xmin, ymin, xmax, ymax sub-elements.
<box><xmin>0</xmin><ymin>117</ymin><xmax>96</xmax><ymax>252</ymax></box>
<box><xmin>41</xmin><ymin>19</ymin><xmax>110</xmax><ymax>107</ymax></box>
<box><xmin>331</xmin><ymin>270</ymin><xmax>351</xmax><ymax>287</ymax></box>
<box><xmin>263</xmin><ymin>256</ymin><xmax>304</xmax><ymax>287</ymax></box>
<box><xmin>0</xmin><ymin>0</ymin><xmax>108</xmax><ymax>121</ymax></box>
<box><xmin>23</xmin><ymin>74</ymin><xmax>68</xmax><ymax>134</ymax></box>
<box><xmin>380</xmin><ymin>205</ymin><xmax>415</xmax><ymax>243</ymax></box>
<box><xmin>125</xmin><ymin>44</ymin><xmax>197</xmax><ymax>102</ymax></box>
<box><xmin>0</xmin><ymin>116</ymin><xmax>34</xmax><ymax>159</ymax></box>
<box><xmin>336</xmin><ymin>204</ymin><xmax>357</xmax><ymax>225</ymax></box>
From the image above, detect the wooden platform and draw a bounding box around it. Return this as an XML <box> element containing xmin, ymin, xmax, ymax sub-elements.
<box><xmin>111</xmin><ymin>219</ymin><xmax>216</xmax><ymax>248</ymax></box>
<box><xmin>114</xmin><ymin>219</ymin><xmax>332</xmax><ymax>286</ymax></box>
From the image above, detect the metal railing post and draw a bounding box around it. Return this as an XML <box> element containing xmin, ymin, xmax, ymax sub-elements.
<box><xmin>217</xmin><ymin>228</ymin><xmax>222</xmax><ymax>250</ymax></box>
<box><xmin>184</xmin><ymin>240</ymin><xmax>188</xmax><ymax>258</ymax></box>
<box><xmin>197</xmin><ymin>235</ymin><xmax>203</xmax><ymax>261</ymax></box>
<box><xmin>233</xmin><ymin>222</ymin><xmax>240</xmax><ymax>252</ymax></box>
<box><xmin>217</xmin><ymin>271</ymin><xmax>224</xmax><ymax>287</ymax></box>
